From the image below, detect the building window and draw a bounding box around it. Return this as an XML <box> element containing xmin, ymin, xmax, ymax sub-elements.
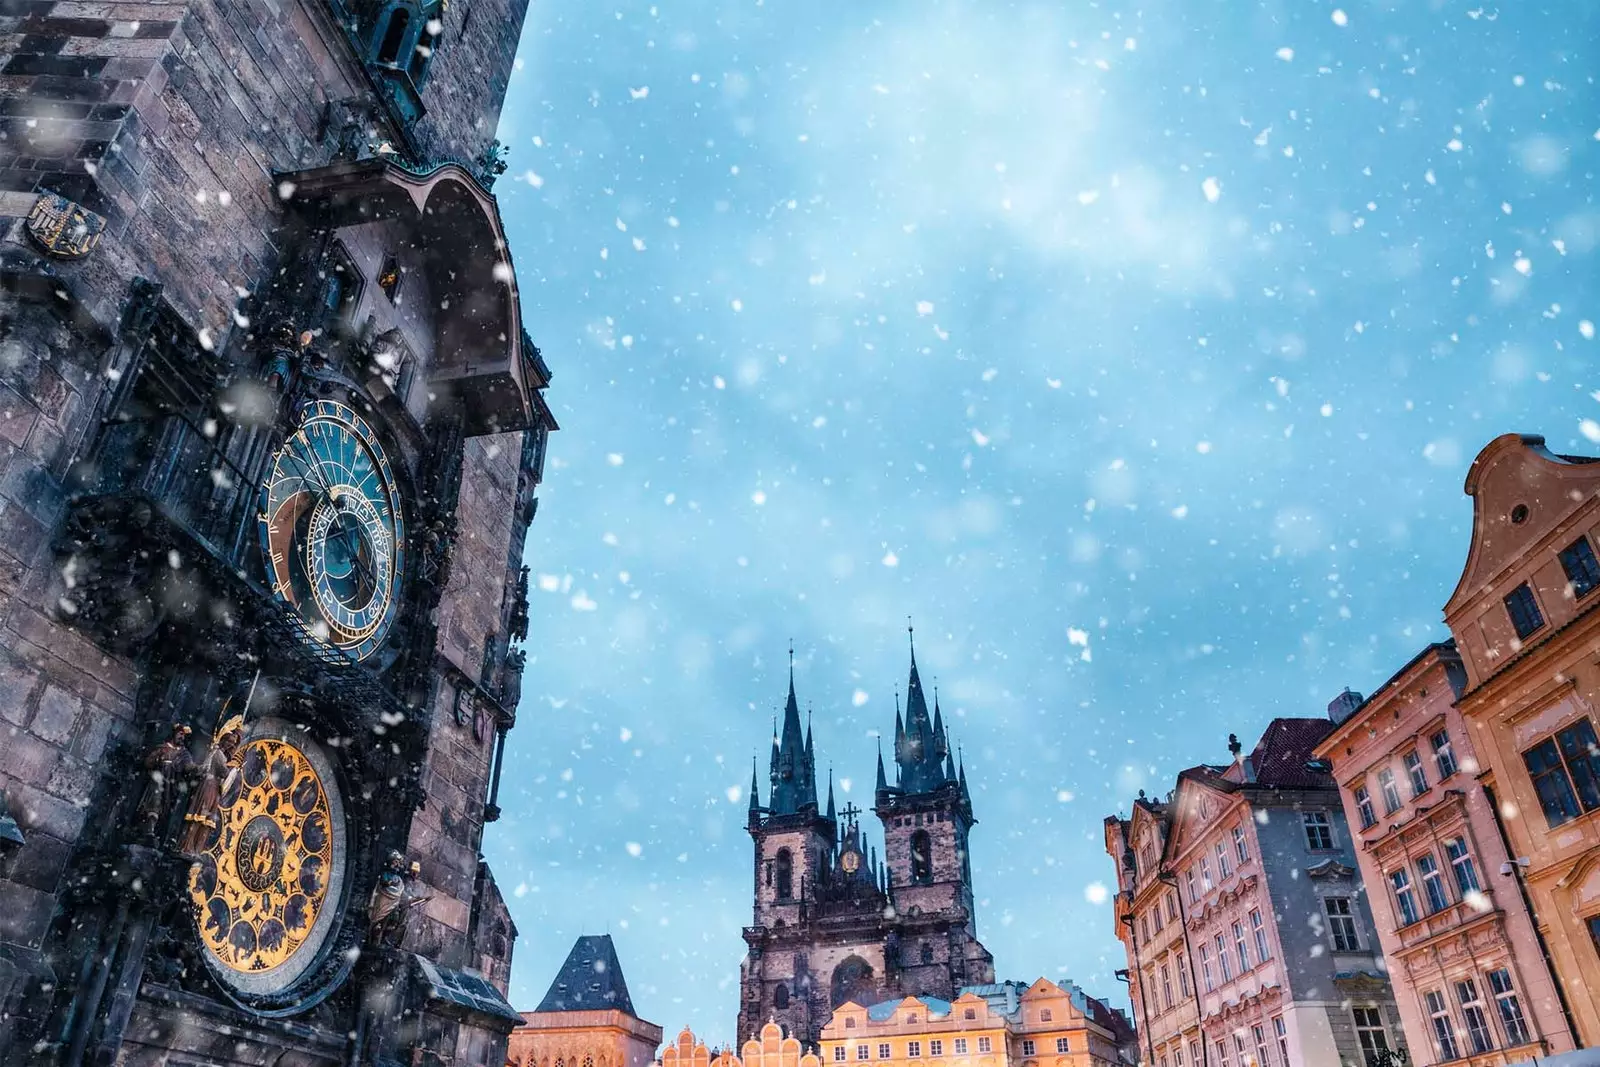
<box><xmin>1040</xmin><ymin>1010</ymin><xmax>1052</xmax><ymax>1022</ymax></box>
<box><xmin>1232</xmin><ymin>920</ymin><xmax>1251</xmax><ymax>972</ymax></box>
<box><xmin>1201</xmin><ymin>856</ymin><xmax>1214</xmax><ymax>892</ymax></box>
<box><xmin>1140</xmin><ymin>914</ymin><xmax>1150</xmax><ymax>942</ymax></box>
<box><xmin>1233</xmin><ymin>1034</ymin><xmax>1248</xmax><ymax>1067</ymax></box>
<box><xmin>1455</xmin><ymin>978</ymin><xmax>1495</xmax><ymax>1054</ymax></box>
<box><xmin>1176</xmin><ymin>953</ymin><xmax>1190</xmax><ymax>996</ymax></box>
<box><xmin>1161</xmin><ymin>964</ymin><xmax>1174</xmax><ymax>1011</ymax></box>
<box><xmin>1021</xmin><ymin>1041</ymin><xmax>1035</xmax><ymax>1057</ymax></box>
<box><xmin>1191</xmin><ymin>1041</ymin><xmax>1203</xmax><ymax>1067</ymax></box>
<box><xmin>911</xmin><ymin>830</ymin><xmax>933</xmax><ymax>884</ymax></box>
<box><xmin>1325</xmin><ymin>897</ymin><xmax>1360</xmax><ymax>951</ymax></box>
<box><xmin>377</xmin><ymin>253</ymin><xmax>403</xmax><ymax>302</ymax></box>
<box><xmin>1175</xmin><ymin>1045</ymin><xmax>1185</xmax><ymax>1067</ymax></box>
<box><xmin>921</xmin><ymin>942</ymin><xmax>935</xmax><ymax>965</ymax></box>
<box><xmin>1250</xmin><ymin>909</ymin><xmax>1271</xmax><ymax>962</ymax></box>
<box><xmin>1418</xmin><ymin>854</ymin><xmax>1450</xmax><ymax>913</ymax></box>
<box><xmin>878</xmin><ymin>1046</ymin><xmax>891</xmax><ymax>1060</ymax></box>
<box><xmin>1354</xmin><ymin>786</ymin><xmax>1377</xmax><ymax>829</ymax></box>
<box><xmin>1271</xmin><ymin>1018</ymin><xmax>1288</xmax><ymax>1067</ymax></box>
<box><xmin>1153</xmin><ymin>905</ymin><xmax>1164</xmax><ymax>934</ymax></box>
<box><xmin>847</xmin><ymin>1018</ymin><xmax>857</xmax><ymax>1029</ymax></box>
<box><xmin>1560</xmin><ymin>536</ymin><xmax>1600</xmax><ymax>599</ymax></box>
<box><xmin>1352</xmin><ymin>1007</ymin><xmax>1389</xmax><ymax>1067</ymax></box>
<box><xmin>1233</xmin><ymin>824</ymin><xmax>1250</xmax><ymax>863</ymax></box>
<box><xmin>1186</xmin><ymin>868</ymin><xmax>1199</xmax><ymax>904</ymax></box>
<box><xmin>1404</xmin><ymin>750</ymin><xmax>1428</xmax><ymax>798</ymax></box>
<box><xmin>1432</xmin><ymin>730</ymin><xmax>1459</xmax><ymax>780</ymax></box>
<box><xmin>1215</xmin><ymin>934</ymin><xmax>1233</xmax><ymax>982</ymax></box>
<box><xmin>1444</xmin><ymin>838</ymin><xmax>1480</xmax><ymax>895</ymax></box>
<box><xmin>1215</xmin><ymin>1040</ymin><xmax>1231</xmax><ymax>1067</ymax></box>
<box><xmin>319</xmin><ymin>243</ymin><xmax>362</xmax><ymax>329</ymax></box>
<box><xmin>954</xmin><ymin>1040</ymin><xmax>968</xmax><ymax>1055</ymax></box>
<box><xmin>1378</xmin><ymin>769</ymin><xmax>1402</xmax><ymax>814</ymax></box>
<box><xmin>1215</xmin><ymin>842</ymin><xmax>1232</xmax><ymax>879</ymax></box>
<box><xmin>1504</xmin><ymin>582</ymin><xmax>1545</xmax><ymax>640</ymax></box>
<box><xmin>857</xmin><ymin>1048</ymin><xmax>870</xmax><ymax>1061</ymax></box>
<box><xmin>1252</xmin><ymin>1025</ymin><xmax>1270</xmax><ymax>1067</ymax></box>
<box><xmin>1487</xmin><ymin>968</ymin><xmax>1531</xmax><ymax>1047</ymax></box>
<box><xmin>1522</xmin><ymin>718</ymin><xmax>1600</xmax><ymax>828</ymax></box>
<box><xmin>775</xmin><ymin>849</ymin><xmax>794</xmax><ymax>900</ymax></box>
<box><xmin>1167</xmin><ymin>892</ymin><xmax>1180</xmax><ymax>922</ymax></box>
<box><xmin>965</xmin><ymin>1010</ymin><xmax>978</xmax><ymax>1021</ymax></box>
<box><xmin>1056</xmin><ymin>1040</ymin><xmax>1070</xmax><ymax>1054</ymax></box>
<box><xmin>1425</xmin><ymin>990</ymin><xmax>1461</xmax><ymax>1060</ymax></box>
<box><xmin>774</xmin><ymin>983</ymin><xmax>789</xmax><ymax>1009</ymax></box>
<box><xmin>375</xmin><ymin>6</ymin><xmax>411</xmax><ymax>65</ymax></box>
<box><xmin>1303</xmin><ymin>811</ymin><xmax>1334</xmax><ymax>850</ymax></box>
<box><xmin>1199</xmin><ymin>944</ymin><xmax>1214</xmax><ymax>992</ymax></box>
<box><xmin>908</xmin><ymin>1043</ymin><xmax>922</xmax><ymax>1059</ymax></box>
<box><xmin>835</xmin><ymin>1049</ymin><xmax>847</xmax><ymax>1062</ymax></box>
<box><xmin>978</xmin><ymin>1038</ymin><xmax>992</xmax><ymax>1054</ymax></box>
<box><xmin>1391</xmin><ymin>868</ymin><xmax>1421</xmax><ymax>926</ymax></box>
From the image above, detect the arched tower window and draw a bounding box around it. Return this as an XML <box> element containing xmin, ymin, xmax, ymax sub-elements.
<box><xmin>830</xmin><ymin>956</ymin><xmax>874</xmax><ymax>1008</ymax></box>
<box><xmin>920</xmin><ymin>942</ymin><xmax>934</xmax><ymax>964</ymax></box>
<box><xmin>775</xmin><ymin>848</ymin><xmax>793</xmax><ymax>900</ymax></box>
<box><xmin>409</xmin><ymin>19</ymin><xmax>437</xmax><ymax>82</ymax></box>
<box><xmin>774</xmin><ymin>983</ymin><xmax>789</xmax><ymax>1009</ymax></box>
<box><xmin>377</xmin><ymin>7</ymin><xmax>411</xmax><ymax>65</ymax></box>
<box><xmin>910</xmin><ymin>829</ymin><xmax>932</xmax><ymax>884</ymax></box>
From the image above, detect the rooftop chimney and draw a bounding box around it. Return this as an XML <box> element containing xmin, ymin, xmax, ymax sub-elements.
<box><xmin>1327</xmin><ymin>688</ymin><xmax>1364</xmax><ymax>725</ymax></box>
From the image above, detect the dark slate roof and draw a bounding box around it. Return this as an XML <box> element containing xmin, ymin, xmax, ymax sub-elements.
<box><xmin>415</xmin><ymin>956</ymin><xmax>522</xmax><ymax>1025</ymax></box>
<box><xmin>534</xmin><ymin>934</ymin><xmax>637</xmax><ymax>1015</ymax></box>
<box><xmin>1248</xmin><ymin>718</ymin><xmax>1337</xmax><ymax>788</ymax></box>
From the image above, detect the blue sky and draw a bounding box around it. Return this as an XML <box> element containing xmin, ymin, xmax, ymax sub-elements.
<box><xmin>484</xmin><ymin>0</ymin><xmax>1597</xmax><ymax>1045</ymax></box>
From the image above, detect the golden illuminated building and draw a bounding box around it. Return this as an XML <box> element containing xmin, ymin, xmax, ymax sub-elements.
<box><xmin>818</xmin><ymin>981</ymin><xmax>1131</xmax><ymax>1067</ymax></box>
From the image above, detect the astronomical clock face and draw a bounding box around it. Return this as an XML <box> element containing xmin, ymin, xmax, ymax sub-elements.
<box><xmin>259</xmin><ymin>399</ymin><xmax>406</xmax><ymax>661</ymax></box>
<box><xmin>187</xmin><ymin>727</ymin><xmax>347</xmax><ymax>995</ymax></box>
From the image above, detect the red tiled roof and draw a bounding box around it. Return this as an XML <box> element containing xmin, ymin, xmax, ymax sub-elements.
<box><xmin>1248</xmin><ymin>718</ymin><xmax>1336</xmax><ymax>788</ymax></box>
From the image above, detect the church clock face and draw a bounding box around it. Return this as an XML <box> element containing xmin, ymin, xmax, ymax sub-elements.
<box><xmin>187</xmin><ymin>725</ymin><xmax>348</xmax><ymax>995</ymax></box>
<box><xmin>259</xmin><ymin>399</ymin><xmax>406</xmax><ymax>661</ymax></box>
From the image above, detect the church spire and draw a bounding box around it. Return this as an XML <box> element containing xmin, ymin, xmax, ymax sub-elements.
<box><xmin>826</xmin><ymin>767</ymin><xmax>836</xmax><ymax>823</ymax></box>
<box><xmin>748</xmin><ymin>757</ymin><xmax>761</xmax><ymax>816</ymax></box>
<box><xmin>770</xmin><ymin>648</ymin><xmax>810</xmax><ymax>814</ymax></box>
<box><xmin>896</xmin><ymin>625</ymin><xmax>944</xmax><ymax>794</ymax></box>
<box><xmin>875</xmin><ymin>737</ymin><xmax>889</xmax><ymax>794</ymax></box>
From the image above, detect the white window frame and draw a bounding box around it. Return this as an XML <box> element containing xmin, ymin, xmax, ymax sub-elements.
<box><xmin>1250</xmin><ymin>909</ymin><xmax>1271</xmax><ymax>962</ymax></box>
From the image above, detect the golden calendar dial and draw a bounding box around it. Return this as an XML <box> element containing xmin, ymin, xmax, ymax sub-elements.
<box><xmin>187</xmin><ymin>734</ymin><xmax>343</xmax><ymax>986</ymax></box>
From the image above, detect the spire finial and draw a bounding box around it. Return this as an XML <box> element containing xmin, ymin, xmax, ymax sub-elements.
<box><xmin>907</xmin><ymin>616</ymin><xmax>915</xmax><ymax>662</ymax></box>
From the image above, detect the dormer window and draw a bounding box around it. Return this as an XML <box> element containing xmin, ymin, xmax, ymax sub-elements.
<box><xmin>377</xmin><ymin>7</ymin><xmax>410</xmax><ymax>65</ymax></box>
<box><xmin>1504</xmin><ymin>583</ymin><xmax>1544</xmax><ymax>640</ymax></box>
<box><xmin>1559</xmin><ymin>536</ymin><xmax>1600</xmax><ymax>599</ymax></box>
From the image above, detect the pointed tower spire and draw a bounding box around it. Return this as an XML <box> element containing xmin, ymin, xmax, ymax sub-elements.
<box><xmin>932</xmin><ymin>686</ymin><xmax>948</xmax><ymax>763</ymax></box>
<box><xmin>749</xmin><ymin>757</ymin><xmax>761</xmax><ymax>815</ymax></box>
<box><xmin>898</xmin><ymin>624</ymin><xmax>940</xmax><ymax>793</ymax></box>
<box><xmin>875</xmin><ymin>737</ymin><xmax>889</xmax><ymax>793</ymax></box>
<box><xmin>826</xmin><ymin>767</ymin><xmax>836</xmax><ymax>823</ymax></box>
<box><xmin>804</xmin><ymin>708</ymin><xmax>817</xmax><ymax>807</ymax></box>
<box><xmin>959</xmin><ymin>746</ymin><xmax>972</xmax><ymax>807</ymax></box>
<box><xmin>944</xmin><ymin>735</ymin><xmax>958</xmax><ymax>783</ymax></box>
<box><xmin>771</xmin><ymin>652</ymin><xmax>809</xmax><ymax>814</ymax></box>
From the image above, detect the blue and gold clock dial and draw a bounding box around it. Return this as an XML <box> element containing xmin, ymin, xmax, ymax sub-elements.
<box><xmin>259</xmin><ymin>400</ymin><xmax>406</xmax><ymax>661</ymax></box>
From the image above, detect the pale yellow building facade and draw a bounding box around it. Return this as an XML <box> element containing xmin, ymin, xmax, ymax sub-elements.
<box><xmin>818</xmin><ymin>980</ymin><xmax>1129</xmax><ymax>1067</ymax></box>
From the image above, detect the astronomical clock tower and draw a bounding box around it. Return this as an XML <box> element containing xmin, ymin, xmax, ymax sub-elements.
<box><xmin>0</xmin><ymin>0</ymin><xmax>554</xmax><ymax>1059</ymax></box>
<box><xmin>738</xmin><ymin>639</ymin><xmax>995</xmax><ymax>1050</ymax></box>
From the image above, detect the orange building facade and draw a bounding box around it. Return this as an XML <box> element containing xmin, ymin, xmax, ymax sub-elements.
<box><xmin>817</xmin><ymin>981</ymin><xmax>1130</xmax><ymax>1067</ymax></box>
<box><xmin>1434</xmin><ymin>434</ymin><xmax>1600</xmax><ymax>1046</ymax></box>
<box><xmin>1312</xmin><ymin>642</ymin><xmax>1578</xmax><ymax>1065</ymax></box>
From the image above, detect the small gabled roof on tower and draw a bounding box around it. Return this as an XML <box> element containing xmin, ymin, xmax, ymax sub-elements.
<box><xmin>534</xmin><ymin>934</ymin><xmax>637</xmax><ymax>1015</ymax></box>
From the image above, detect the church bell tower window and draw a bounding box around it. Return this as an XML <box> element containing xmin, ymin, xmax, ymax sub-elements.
<box><xmin>775</xmin><ymin>849</ymin><xmax>794</xmax><ymax>900</ymax></box>
<box><xmin>911</xmin><ymin>829</ymin><xmax>932</xmax><ymax>884</ymax></box>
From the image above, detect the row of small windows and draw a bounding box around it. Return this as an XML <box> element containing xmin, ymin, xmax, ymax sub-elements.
<box><xmin>1194</xmin><ymin>909</ymin><xmax>1273</xmax><ymax>992</ymax></box>
<box><xmin>1501</xmin><ymin>534</ymin><xmax>1600</xmax><ymax>642</ymax></box>
<box><xmin>1422</xmin><ymin>968</ymin><xmax>1533</xmax><ymax>1059</ymax></box>
<box><xmin>837</xmin><ymin>1037</ymin><xmax>1000</xmax><ymax>1061</ymax></box>
<box><xmin>1351</xmin><ymin>731</ymin><xmax>1459</xmax><ymax>829</ymax></box>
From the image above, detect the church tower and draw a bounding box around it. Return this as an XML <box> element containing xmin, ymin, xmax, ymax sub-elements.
<box><xmin>875</xmin><ymin>633</ymin><xmax>977</xmax><ymax>933</ymax></box>
<box><xmin>737</xmin><ymin>637</ymin><xmax>993</xmax><ymax>1052</ymax></box>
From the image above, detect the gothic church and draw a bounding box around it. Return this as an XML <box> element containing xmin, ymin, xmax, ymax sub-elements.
<box><xmin>738</xmin><ymin>641</ymin><xmax>995</xmax><ymax>1049</ymax></box>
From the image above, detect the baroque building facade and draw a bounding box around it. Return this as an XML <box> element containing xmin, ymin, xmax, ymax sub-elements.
<box><xmin>817</xmin><ymin>980</ymin><xmax>1135</xmax><ymax>1067</ymax></box>
<box><xmin>0</xmin><ymin>0</ymin><xmax>554</xmax><ymax>1059</ymax></box>
<box><xmin>1104</xmin><ymin>720</ymin><xmax>1399</xmax><ymax>1067</ymax></box>
<box><xmin>508</xmin><ymin>935</ymin><xmax>663</xmax><ymax>1067</ymax></box>
<box><xmin>1432</xmin><ymin>434</ymin><xmax>1600</xmax><ymax>1046</ymax></box>
<box><xmin>738</xmin><ymin>643</ymin><xmax>996</xmax><ymax>1050</ymax></box>
<box><xmin>1312</xmin><ymin>642</ymin><xmax>1578</xmax><ymax>1066</ymax></box>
